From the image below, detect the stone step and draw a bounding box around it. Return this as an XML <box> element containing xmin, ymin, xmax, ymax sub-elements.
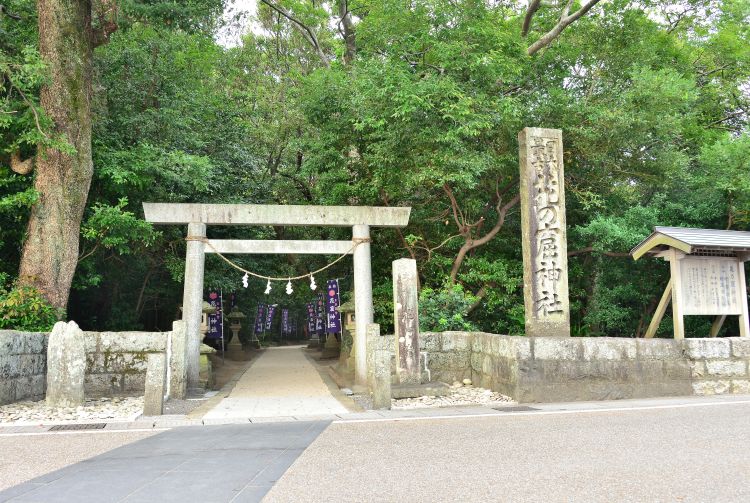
<box><xmin>391</xmin><ymin>382</ymin><xmax>450</xmax><ymax>399</ymax></box>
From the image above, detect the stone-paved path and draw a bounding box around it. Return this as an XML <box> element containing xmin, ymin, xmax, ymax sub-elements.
<box><xmin>202</xmin><ymin>346</ymin><xmax>351</xmax><ymax>420</ymax></box>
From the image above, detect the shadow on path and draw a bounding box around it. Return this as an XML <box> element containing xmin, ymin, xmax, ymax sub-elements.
<box><xmin>0</xmin><ymin>420</ymin><xmax>330</xmax><ymax>503</ymax></box>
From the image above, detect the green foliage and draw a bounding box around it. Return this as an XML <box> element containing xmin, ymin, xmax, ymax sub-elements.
<box><xmin>0</xmin><ymin>274</ymin><xmax>61</xmax><ymax>331</ymax></box>
<box><xmin>419</xmin><ymin>284</ymin><xmax>478</xmax><ymax>332</ymax></box>
<box><xmin>1</xmin><ymin>0</ymin><xmax>749</xmax><ymax>338</ymax></box>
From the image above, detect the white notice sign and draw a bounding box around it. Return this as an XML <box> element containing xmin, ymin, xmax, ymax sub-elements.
<box><xmin>679</xmin><ymin>257</ymin><xmax>742</xmax><ymax>315</ymax></box>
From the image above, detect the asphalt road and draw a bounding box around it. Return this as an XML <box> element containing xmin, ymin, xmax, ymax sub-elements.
<box><xmin>0</xmin><ymin>430</ymin><xmax>157</xmax><ymax>492</ymax></box>
<box><xmin>265</xmin><ymin>401</ymin><xmax>750</xmax><ymax>502</ymax></box>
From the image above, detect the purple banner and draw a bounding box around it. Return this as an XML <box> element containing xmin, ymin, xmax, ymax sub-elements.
<box><xmin>281</xmin><ymin>309</ymin><xmax>290</xmax><ymax>336</ymax></box>
<box><xmin>326</xmin><ymin>279</ymin><xmax>341</xmax><ymax>334</ymax></box>
<box><xmin>306</xmin><ymin>303</ymin><xmax>316</xmax><ymax>336</ymax></box>
<box><xmin>206</xmin><ymin>291</ymin><xmax>223</xmax><ymax>339</ymax></box>
<box><xmin>315</xmin><ymin>293</ymin><xmax>325</xmax><ymax>336</ymax></box>
<box><xmin>254</xmin><ymin>303</ymin><xmax>265</xmax><ymax>334</ymax></box>
<box><xmin>265</xmin><ymin>304</ymin><xmax>277</xmax><ymax>331</ymax></box>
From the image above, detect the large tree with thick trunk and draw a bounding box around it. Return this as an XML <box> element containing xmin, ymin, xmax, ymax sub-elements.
<box><xmin>15</xmin><ymin>0</ymin><xmax>116</xmax><ymax>311</ymax></box>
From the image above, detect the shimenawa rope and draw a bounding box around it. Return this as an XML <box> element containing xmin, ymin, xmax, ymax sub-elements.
<box><xmin>184</xmin><ymin>236</ymin><xmax>371</xmax><ymax>282</ymax></box>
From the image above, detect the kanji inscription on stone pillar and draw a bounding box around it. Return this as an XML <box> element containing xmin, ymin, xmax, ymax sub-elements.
<box><xmin>519</xmin><ymin>127</ymin><xmax>571</xmax><ymax>337</ymax></box>
<box><xmin>393</xmin><ymin>258</ymin><xmax>421</xmax><ymax>384</ymax></box>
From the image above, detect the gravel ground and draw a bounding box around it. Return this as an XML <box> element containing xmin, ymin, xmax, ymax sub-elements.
<box><xmin>352</xmin><ymin>382</ymin><xmax>513</xmax><ymax>411</ymax></box>
<box><xmin>392</xmin><ymin>382</ymin><xmax>513</xmax><ymax>409</ymax></box>
<box><xmin>0</xmin><ymin>397</ymin><xmax>143</xmax><ymax>424</ymax></box>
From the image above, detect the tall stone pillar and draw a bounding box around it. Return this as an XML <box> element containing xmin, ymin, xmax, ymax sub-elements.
<box><xmin>169</xmin><ymin>320</ymin><xmax>187</xmax><ymax>399</ymax></box>
<box><xmin>352</xmin><ymin>224</ymin><xmax>373</xmax><ymax>386</ymax></box>
<box><xmin>392</xmin><ymin>258</ymin><xmax>421</xmax><ymax>384</ymax></box>
<box><xmin>519</xmin><ymin>128</ymin><xmax>570</xmax><ymax>337</ymax></box>
<box><xmin>183</xmin><ymin>222</ymin><xmax>206</xmax><ymax>393</ymax></box>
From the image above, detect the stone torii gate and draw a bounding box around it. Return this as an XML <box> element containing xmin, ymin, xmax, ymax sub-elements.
<box><xmin>143</xmin><ymin>203</ymin><xmax>411</xmax><ymax>398</ymax></box>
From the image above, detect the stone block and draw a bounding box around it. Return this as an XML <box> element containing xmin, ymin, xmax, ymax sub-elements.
<box><xmin>489</xmin><ymin>334</ymin><xmax>501</xmax><ymax>354</ymax></box>
<box><xmin>481</xmin><ymin>354</ymin><xmax>494</xmax><ymax>375</ymax></box>
<box><xmin>84</xmin><ymin>373</ymin><xmax>119</xmax><ymax>396</ymax></box>
<box><xmin>494</xmin><ymin>335</ymin><xmax>515</xmax><ymax>358</ymax></box>
<box><xmin>471</xmin><ymin>333</ymin><xmax>484</xmax><ymax>353</ymax></box>
<box><xmin>692</xmin><ymin>380</ymin><xmax>731</xmax><ymax>395</ymax></box>
<box><xmin>470</xmin><ymin>352</ymin><xmax>482</xmax><ymax>372</ymax></box>
<box><xmin>632</xmin><ymin>380</ymin><xmax>692</xmax><ymax>399</ymax></box>
<box><xmin>0</xmin><ymin>379</ymin><xmax>14</xmax><ymax>405</ymax></box>
<box><xmin>689</xmin><ymin>361</ymin><xmax>706</xmax><ymax>378</ymax></box>
<box><xmin>46</xmin><ymin>321</ymin><xmax>86</xmax><ymax>408</ymax></box>
<box><xmin>18</xmin><ymin>354</ymin><xmax>45</xmax><ymax>376</ymax></box>
<box><xmin>21</xmin><ymin>333</ymin><xmax>46</xmax><ymax>355</ymax></box>
<box><xmin>0</xmin><ymin>331</ymin><xmax>26</xmax><ymax>355</ymax></box>
<box><xmin>637</xmin><ymin>338</ymin><xmax>684</xmax><ymax>360</ymax></box>
<box><xmin>512</xmin><ymin>337</ymin><xmax>532</xmax><ymax>360</ymax></box>
<box><xmin>683</xmin><ymin>338</ymin><xmax>730</xmax><ymax>359</ymax></box>
<box><xmin>661</xmin><ymin>360</ymin><xmax>691</xmax><ymax>380</ymax></box>
<box><xmin>124</xmin><ymin>373</ymin><xmax>146</xmax><ymax>393</ymax></box>
<box><xmin>729</xmin><ymin>338</ymin><xmax>750</xmax><ymax>358</ymax></box>
<box><xmin>705</xmin><ymin>360</ymin><xmax>747</xmax><ymax>378</ymax></box>
<box><xmin>14</xmin><ymin>376</ymin><xmax>35</xmax><ymax>401</ymax></box>
<box><xmin>542</xmin><ymin>360</ymin><xmax>635</xmax><ymax>382</ymax></box>
<box><xmin>391</xmin><ymin>382</ymin><xmax>450</xmax><ymax>399</ymax></box>
<box><xmin>533</xmin><ymin>337</ymin><xmax>581</xmax><ymax>360</ymax></box>
<box><xmin>442</xmin><ymin>332</ymin><xmax>473</xmax><ymax>352</ymax></box>
<box><xmin>581</xmin><ymin>338</ymin><xmax>637</xmax><ymax>361</ymax></box>
<box><xmin>82</xmin><ymin>332</ymin><xmax>100</xmax><ymax>353</ymax></box>
<box><xmin>634</xmin><ymin>360</ymin><xmax>668</xmax><ymax>381</ymax></box>
<box><xmin>420</xmin><ymin>332</ymin><xmax>441</xmax><ymax>352</ymax></box>
<box><xmin>143</xmin><ymin>353</ymin><xmax>166</xmax><ymax>416</ymax></box>
<box><xmin>731</xmin><ymin>380</ymin><xmax>750</xmax><ymax>394</ymax></box>
<box><xmin>96</xmin><ymin>331</ymin><xmax>168</xmax><ymax>353</ymax></box>
<box><xmin>30</xmin><ymin>373</ymin><xmax>46</xmax><ymax>398</ymax></box>
<box><xmin>0</xmin><ymin>355</ymin><xmax>20</xmax><ymax>378</ymax></box>
<box><xmin>431</xmin><ymin>350</ymin><xmax>471</xmax><ymax>371</ymax></box>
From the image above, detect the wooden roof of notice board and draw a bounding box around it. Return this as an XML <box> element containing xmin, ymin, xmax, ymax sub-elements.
<box><xmin>631</xmin><ymin>226</ymin><xmax>750</xmax><ymax>260</ymax></box>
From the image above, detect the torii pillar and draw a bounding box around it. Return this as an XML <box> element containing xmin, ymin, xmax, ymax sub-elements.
<box><xmin>144</xmin><ymin>203</ymin><xmax>411</xmax><ymax>397</ymax></box>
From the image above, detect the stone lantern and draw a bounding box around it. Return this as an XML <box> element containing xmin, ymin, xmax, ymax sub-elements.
<box><xmin>200</xmin><ymin>301</ymin><xmax>216</xmax><ymax>336</ymax></box>
<box><xmin>226</xmin><ymin>308</ymin><xmax>248</xmax><ymax>359</ymax></box>
<box><xmin>337</xmin><ymin>299</ymin><xmax>356</xmax><ymax>371</ymax></box>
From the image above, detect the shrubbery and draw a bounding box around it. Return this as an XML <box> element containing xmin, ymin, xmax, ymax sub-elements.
<box><xmin>418</xmin><ymin>284</ymin><xmax>478</xmax><ymax>332</ymax></box>
<box><xmin>0</xmin><ymin>274</ymin><xmax>61</xmax><ymax>331</ymax></box>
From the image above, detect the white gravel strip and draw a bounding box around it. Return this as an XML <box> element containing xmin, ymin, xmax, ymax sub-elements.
<box><xmin>0</xmin><ymin>397</ymin><xmax>144</xmax><ymax>425</ymax></box>
<box><xmin>392</xmin><ymin>382</ymin><xmax>514</xmax><ymax>409</ymax></box>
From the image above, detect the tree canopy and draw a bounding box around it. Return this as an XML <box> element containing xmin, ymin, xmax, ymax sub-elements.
<box><xmin>1</xmin><ymin>0</ymin><xmax>749</xmax><ymax>337</ymax></box>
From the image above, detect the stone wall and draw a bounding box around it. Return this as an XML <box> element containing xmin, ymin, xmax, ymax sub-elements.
<box><xmin>420</xmin><ymin>332</ymin><xmax>750</xmax><ymax>403</ymax></box>
<box><xmin>0</xmin><ymin>331</ymin><xmax>47</xmax><ymax>405</ymax></box>
<box><xmin>83</xmin><ymin>331</ymin><xmax>169</xmax><ymax>397</ymax></box>
<box><xmin>0</xmin><ymin>329</ymin><xmax>171</xmax><ymax>404</ymax></box>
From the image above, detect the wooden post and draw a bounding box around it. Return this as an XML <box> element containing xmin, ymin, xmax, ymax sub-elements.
<box><xmin>709</xmin><ymin>315</ymin><xmax>727</xmax><ymax>338</ymax></box>
<box><xmin>668</xmin><ymin>249</ymin><xmax>686</xmax><ymax>339</ymax></box>
<box><xmin>645</xmin><ymin>279</ymin><xmax>672</xmax><ymax>339</ymax></box>
<box><xmin>738</xmin><ymin>260</ymin><xmax>749</xmax><ymax>337</ymax></box>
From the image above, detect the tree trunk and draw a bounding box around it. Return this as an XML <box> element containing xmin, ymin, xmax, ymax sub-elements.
<box><xmin>18</xmin><ymin>0</ymin><xmax>95</xmax><ymax>312</ymax></box>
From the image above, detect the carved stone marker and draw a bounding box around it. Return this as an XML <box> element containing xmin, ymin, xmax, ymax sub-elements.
<box><xmin>393</xmin><ymin>258</ymin><xmax>421</xmax><ymax>384</ymax></box>
<box><xmin>367</xmin><ymin>324</ymin><xmax>392</xmax><ymax>410</ymax></box>
<box><xmin>46</xmin><ymin>321</ymin><xmax>86</xmax><ymax>408</ymax></box>
<box><xmin>519</xmin><ymin>127</ymin><xmax>571</xmax><ymax>337</ymax></box>
<box><xmin>143</xmin><ymin>353</ymin><xmax>166</xmax><ymax>416</ymax></box>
